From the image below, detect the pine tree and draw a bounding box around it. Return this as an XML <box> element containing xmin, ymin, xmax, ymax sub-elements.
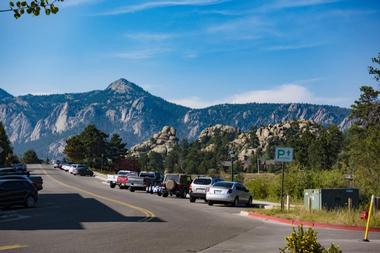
<box><xmin>0</xmin><ymin>121</ymin><xmax>13</xmax><ymax>166</ymax></box>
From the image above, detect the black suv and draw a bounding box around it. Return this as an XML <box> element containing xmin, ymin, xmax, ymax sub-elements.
<box><xmin>0</xmin><ymin>179</ymin><xmax>38</xmax><ymax>209</ymax></box>
<box><xmin>161</xmin><ymin>174</ymin><xmax>192</xmax><ymax>198</ymax></box>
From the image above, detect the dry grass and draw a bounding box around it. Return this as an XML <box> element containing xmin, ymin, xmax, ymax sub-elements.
<box><xmin>248</xmin><ymin>207</ymin><xmax>380</xmax><ymax>228</ymax></box>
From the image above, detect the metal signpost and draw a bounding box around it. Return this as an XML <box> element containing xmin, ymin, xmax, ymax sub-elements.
<box><xmin>229</xmin><ymin>151</ymin><xmax>235</xmax><ymax>182</ymax></box>
<box><xmin>275</xmin><ymin>147</ymin><xmax>293</xmax><ymax>211</ymax></box>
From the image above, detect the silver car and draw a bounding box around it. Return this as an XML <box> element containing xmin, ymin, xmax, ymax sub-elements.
<box><xmin>189</xmin><ymin>176</ymin><xmax>222</xmax><ymax>203</ymax></box>
<box><xmin>206</xmin><ymin>181</ymin><xmax>252</xmax><ymax>207</ymax></box>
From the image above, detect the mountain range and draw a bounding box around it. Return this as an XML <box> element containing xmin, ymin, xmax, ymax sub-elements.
<box><xmin>0</xmin><ymin>78</ymin><xmax>351</xmax><ymax>158</ymax></box>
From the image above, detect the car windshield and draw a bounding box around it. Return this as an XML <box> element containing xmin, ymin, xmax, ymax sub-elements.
<box><xmin>140</xmin><ymin>172</ymin><xmax>155</xmax><ymax>178</ymax></box>
<box><xmin>193</xmin><ymin>178</ymin><xmax>212</xmax><ymax>185</ymax></box>
<box><xmin>213</xmin><ymin>182</ymin><xmax>234</xmax><ymax>189</ymax></box>
<box><xmin>165</xmin><ymin>175</ymin><xmax>180</xmax><ymax>181</ymax></box>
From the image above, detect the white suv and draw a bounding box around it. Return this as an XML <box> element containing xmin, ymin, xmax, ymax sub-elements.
<box><xmin>189</xmin><ymin>176</ymin><xmax>222</xmax><ymax>203</ymax></box>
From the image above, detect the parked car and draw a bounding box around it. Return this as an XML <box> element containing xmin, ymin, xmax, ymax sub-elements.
<box><xmin>0</xmin><ymin>179</ymin><xmax>38</xmax><ymax>209</ymax></box>
<box><xmin>206</xmin><ymin>181</ymin><xmax>252</xmax><ymax>207</ymax></box>
<box><xmin>72</xmin><ymin>166</ymin><xmax>94</xmax><ymax>176</ymax></box>
<box><xmin>0</xmin><ymin>168</ymin><xmax>29</xmax><ymax>176</ymax></box>
<box><xmin>13</xmin><ymin>163</ymin><xmax>28</xmax><ymax>172</ymax></box>
<box><xmin>107</xmin><ymin>170</ymin><xmax>138</xmax><ymax>189</ymax></box>
<box><xmin>53</xmin><ymin>160</ymin><xmax>61</xmax><ymax>168</ymax></box>
<box><xmin>189</xmin><ymin>176</ymin><xmax>222</xmax><ymax>203</ymax></box>
<box><xmin>69</xmin><ymin>164</ymin><xmax>81</xmax><ymax>174</ymax></box>
<box><xmin>128</xmin><ymin>171</ymin><xmax>163</xmax><ymax>192</ymax></box>
<box><xmin>160</xmin><ymin>173</ymin><xmax>192</xmax><ymax>198</ymax></box>
<box><xmin>61</xmin><ymin>163</ymin><xmax>73</xmax><ymax>172</ymax></box>
<box><xmin>0</xmin><ymin>175</ymin><xmax>43</xmax><ymax>191</ymax></box>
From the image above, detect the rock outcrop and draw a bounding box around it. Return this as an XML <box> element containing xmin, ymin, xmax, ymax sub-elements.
<box><xmin>130</xmin><ymin>126</ymin><xmax>178</xmax><ymax>157</ymax></box>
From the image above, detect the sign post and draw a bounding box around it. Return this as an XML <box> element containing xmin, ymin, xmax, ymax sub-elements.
<box><xmin>275</xmin><ymin>147</ymin><xmax>293</xmax><ymax>211</ymax></box>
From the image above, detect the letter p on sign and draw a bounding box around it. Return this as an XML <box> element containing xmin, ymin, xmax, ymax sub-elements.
<box><xmin>275</xmin><ymin>147</ymin><xmax>293</xmax><ymax>163</ymax></box>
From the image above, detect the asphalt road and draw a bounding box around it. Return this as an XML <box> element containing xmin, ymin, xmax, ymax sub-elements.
<box><xmin>1</xmin><ymin>165</ymin><xmax>379</xmax><ymax>253</ymax></box>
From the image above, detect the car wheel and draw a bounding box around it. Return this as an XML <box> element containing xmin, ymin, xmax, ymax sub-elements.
<box><xmin>110</xmin><ymin>182</ymin><xmax>116</xmax><ymax>188</ymax></box>
<box><xmin>25</xmin><ymin>195</ymin><xmax>36</xmax><ymax>208</ymax></box>
<box><xmin>246</xmin><ymin>197</ymin><xmax>252</xmax><ymax>207</ymax></box>
<box><xmin>157</xmin><ymin>192</ymin><xmax>162</xmax><ymax>196</ymax></box>
<box><xmin>119</xmin><ymin>185</ymin><xmax>124</xmax><ymax>189</ymax></box>
<box><xmin>162</xmin><ymin>192</ymin><xmax>168</xmax><ymax>198</ymax></box>
<box><xmin>190</xmin><ymin>196</ymin><xmax>196</xmax><ymax>203</ymax></box>
<box><xmin>208</xmin><ymin>201</ymin><xmax>213</xmax><ymax>206</ymax></box>
<box><xmin>130</xmin><ymin>187</ymin><xmax>135</xmax><ymax>192</ymax></box>
<box><xmin>233</xmin><ymin>197</ymin><xmax>239</xmax><ymax>207</ymax></box>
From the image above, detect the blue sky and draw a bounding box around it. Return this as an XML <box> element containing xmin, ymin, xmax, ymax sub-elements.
<box><xmin>0</xmin><ymin>0</ymin><xmax>379</xmax><ymax>108</ymax></box>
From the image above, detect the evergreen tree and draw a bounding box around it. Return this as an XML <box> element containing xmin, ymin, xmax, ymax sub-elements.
<box><xmin>0</xmin><ymin>121</ymin><xmax>14</xmax><ymax>166</ymax></box>
<box><xmin>108</xmin><ymin>133</ymin><xmax>127</xmax><ymax>165</ymax></box>
<box><xmin>22</xmin><ymin>149</ymin><xmax>40</xmax><ymax>163</ymax></box>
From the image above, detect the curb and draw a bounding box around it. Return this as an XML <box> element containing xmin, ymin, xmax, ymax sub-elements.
<box><xmin>93</xmin><ymin>171</ymin><xmax>107</xmax><ymax>182</ymax></box>
<box><xmin>240</xmin><ymin>211</ymin><xmax>380</xmax><ymax>233</ymax></box>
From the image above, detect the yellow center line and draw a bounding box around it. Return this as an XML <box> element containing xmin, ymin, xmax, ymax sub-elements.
<box><xmin>42</xmin><ymin>169</ymin><xmax>155</xmax><ymax>222</ymax></box>
<box><xmin>0</xmin><ymin>245</ymin><xmax>28</xmax><ymax>251</ymax></box>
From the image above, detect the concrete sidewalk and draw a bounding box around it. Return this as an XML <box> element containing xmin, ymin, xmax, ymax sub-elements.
<box><xmin>200</xmin><ymin>212</ymin><xmax>380</xmax><ymax>253</ymax></box>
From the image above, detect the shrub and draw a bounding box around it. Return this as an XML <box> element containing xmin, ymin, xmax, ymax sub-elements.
<box><xmin>280</xmin><ymin>225</ymin><xmax>342</xmax><ymax>253</ymax></box>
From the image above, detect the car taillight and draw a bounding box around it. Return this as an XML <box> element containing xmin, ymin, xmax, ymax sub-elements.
<box><xmin>227</xmin><ymin>189</ymin><xmax>232</xmax><ymax>194</ymax></box>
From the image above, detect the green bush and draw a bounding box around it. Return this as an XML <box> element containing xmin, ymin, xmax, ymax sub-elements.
<box><xmin>244</xmin><ymin>166</ymin><xmax>347</xmax><ymax>202</ymax></box>
<box><xmin>280</xmin><ymin>225</ymin><xmax>342</xmax><ymax>253</ymax></box>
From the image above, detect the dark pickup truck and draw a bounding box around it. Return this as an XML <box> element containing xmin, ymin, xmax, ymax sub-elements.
<box><xmin>128</xmin><ymin>171</ymin><xmax>163</xmax><ymax>192</ymax></box>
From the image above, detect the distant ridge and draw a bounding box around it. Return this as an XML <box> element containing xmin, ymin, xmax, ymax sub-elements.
<box><xmin>0</xmin><ymin>78</ymin><xmax>350</xmax><ymax>158</ymax></box>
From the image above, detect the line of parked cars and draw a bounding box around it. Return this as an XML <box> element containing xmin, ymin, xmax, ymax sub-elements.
<box><xmin>0</xmin><ymin>163</ymin><xmax>43</xmax><ymax>210</ymax></box>
<box><xmin>106</xmin><ymin>170</ymin><xmax>253</xmax><ymax>207</ymax></box>
<box><xmin>54</xmin><ymin>161</ymin><xmax>94</xmax><ymax>176</ymax></box>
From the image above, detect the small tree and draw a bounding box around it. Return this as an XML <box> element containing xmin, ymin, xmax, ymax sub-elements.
<box><xmin>22</xmin><ymin>149</ymin><xmax>41</xmax><ymax>164</ymax></box>
<box><xmin>0</xmin><ymin>121</ymin><xmax>14</xmax><ymax>166</ymax></box>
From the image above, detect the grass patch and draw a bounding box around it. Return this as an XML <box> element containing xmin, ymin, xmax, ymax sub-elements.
<box><xmin>247</xmin><ymin>207</ymin><xmax>380</xmax><ymax>228</ymax></box>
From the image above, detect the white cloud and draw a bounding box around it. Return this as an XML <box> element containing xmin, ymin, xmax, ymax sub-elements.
<box><xmin>266</xmin><ymin>0</ymin><xmax>339</xmax><ymax>10</ymax></box>
<box><xmin>100</xmin><ymin>0</ymin><xmax>229</xmax><ymax>16</ymax></box>
<box><xmin>125</xmin><ymin>32</ymin><xmax>174</xmax><ymax>42</ymax></box>
<box><xmin>110</xmin><ymin>48</ymin><xmax>172</xmax><ymax>60</ymax></box>
<box><xmin>169</xmin><ymin>83</ymin><xmax>349</xmax><ymax>109</ymax></box>
<box><xmin>230</xmin><ymin>84</ymin><xmax>312</xmax><ymax>104</ymax></box>
<box><xmin>264</xmin><ymin>42</ymin><xmax>325</xmax><ymax>51</ymax></box>
<box><xmin>63</xmin><ymin>0</ymin><xmax>101</xmax><ymax>7</ymax></box>
<box><xmin>169</xmin><ymin>96</ymin><xmax>222</xmax><ymax>108</ymax></box>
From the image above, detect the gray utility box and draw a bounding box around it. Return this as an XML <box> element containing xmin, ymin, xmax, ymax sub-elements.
<box><xmin>304</xmin><ymin>188</ymin><xmax>359</xmax><ymax>210</ymax></box>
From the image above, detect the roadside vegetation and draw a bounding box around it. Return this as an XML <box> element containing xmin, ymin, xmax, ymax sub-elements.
<box><xmin>249</xmin><ymin>207</ymin><xmax>380</xmax><ymax>228</ymax></box>
<box><xmin>280</xmin><ymin>225</ymin><xmax>342</xmax><ymax>253</ymax></box>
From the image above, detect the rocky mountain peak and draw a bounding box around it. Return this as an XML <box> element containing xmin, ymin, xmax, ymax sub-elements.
<box><xmin>0</xmin><ymin>88</ymin><xmax>13</xmax><ymax>100</ymax></box>
<box><xmin>106</xmin><ymin>78</ymin><xmax>146</xmax><ymax>94</ymax></box>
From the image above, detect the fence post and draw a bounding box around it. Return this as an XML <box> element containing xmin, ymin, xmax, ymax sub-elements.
<box><xmin>308</xmin><ymin>196</ymin><xmax>312</xmax><ymax>212</ymax></box>
<box><xmin>348</xmin><ymin>197</ymin><xmax>352</xmax><ymax>212</ymax></box>
<box><xmin>286</xmin><ymin>195</ymin><xmax>290</xmax><ymax>211</ymax></box>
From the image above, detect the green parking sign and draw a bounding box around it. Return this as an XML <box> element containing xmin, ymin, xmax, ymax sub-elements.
<box><xmin>275</xmin><ymin>147</ymin><xmax>293</xmax><ymax>162</ymax></box>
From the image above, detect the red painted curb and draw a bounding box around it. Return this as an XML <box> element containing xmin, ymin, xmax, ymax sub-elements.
<box><xmin>246</xmin><ymin>212</ymin><xmax>380</xmax><ymax>232</ymax></box>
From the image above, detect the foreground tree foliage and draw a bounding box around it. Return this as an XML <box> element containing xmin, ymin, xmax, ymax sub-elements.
<box><xmin>344</xmin><ymin>52</ymin><xmax>380</xmax><ymax>197</ymax></box>
<box><xmin>1</xmin><ymin>0</ymin><xmax>63</xmax><ymax>19</ymax></box>
<box><xmin>64</xmin><ymin>125</ymin><xmax>127</xmax><ymax>169</ymax></box>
